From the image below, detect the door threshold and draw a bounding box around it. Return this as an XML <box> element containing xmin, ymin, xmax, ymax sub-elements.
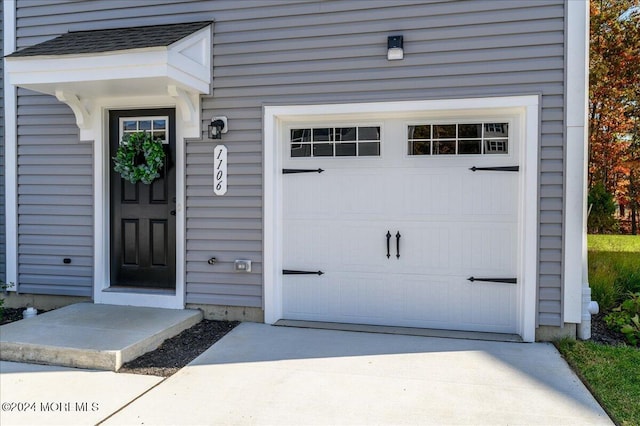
<box><xmin>103</xmin><ymin>286</ymin><xmax>175</xmax><ymax>295</ymax></box>
<box><xmin>274</xmin><ymin>320</ymin><xmax>523</xmax><ymax>343</ymax></box>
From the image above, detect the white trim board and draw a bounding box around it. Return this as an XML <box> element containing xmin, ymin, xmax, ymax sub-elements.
<box><xmin>264</xmin><ymin>96</ymin><xmax>540</xmax><ymax>342</ymax></box>
<box><xmin>3</xmin><ymin>0</ymin><xmax>17</xmax><ymax>289</ymax></box>
<box><xmin>92</xmin><ymin>96</ymin><xmax>187</xmax><ymax>310</ymax></box>
<box><xmin>563</xmin><ymin>0</ymin><xmax>589</xmax><ymax>324</ymax></box>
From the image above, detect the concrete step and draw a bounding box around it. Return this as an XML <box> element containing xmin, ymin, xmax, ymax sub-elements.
<box><xmin>0</xmin><ymin>303</ymin><xmax>203</xmax><ymax>371</ymax></box>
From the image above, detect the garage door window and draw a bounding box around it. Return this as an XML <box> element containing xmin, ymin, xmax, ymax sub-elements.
<box><xmin>408</xmin><ymin>123</ymin><xmax>508</xmax><ymax>156</ymax></box>
<box><xmin>291</xmin><ymin>126</ymin><xmax>380</xmax><ymax>157</ymax></box>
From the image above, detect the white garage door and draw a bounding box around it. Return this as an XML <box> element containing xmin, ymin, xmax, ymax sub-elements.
<box><xmin>282</xmin><ymin>118</ymin><xmax>519</xmax><ymax>334</ymax></box>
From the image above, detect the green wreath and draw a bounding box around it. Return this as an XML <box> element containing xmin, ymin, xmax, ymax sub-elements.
<box><xmin>113</xmin><ymin>132</ymin><xmax>166</xmax><ymax>184</ymax></box>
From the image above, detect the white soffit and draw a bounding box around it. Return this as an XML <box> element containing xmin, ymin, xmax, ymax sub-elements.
<box><xmin>5</xmin><ymin>24</ymin><xmax>212</xmax><ymax>140</ymax></box>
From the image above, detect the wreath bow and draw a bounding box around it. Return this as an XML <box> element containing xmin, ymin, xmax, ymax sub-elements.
<box><xmin>113</xmin><ymin>132</ymin><xmax>166</xmax><ymax>184</ymax></box>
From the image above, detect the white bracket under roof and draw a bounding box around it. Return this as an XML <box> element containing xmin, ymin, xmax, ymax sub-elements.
<box><xmin>55</xmin><ymin>90</ymin><xmax>93</xmax><ymax>140</ymax></box>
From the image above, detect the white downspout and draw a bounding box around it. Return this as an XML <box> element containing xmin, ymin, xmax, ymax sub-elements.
<box><xmin>578</xmin><ymin>230</ymin><xmax>599</xmax><ymax>340</ymax></box>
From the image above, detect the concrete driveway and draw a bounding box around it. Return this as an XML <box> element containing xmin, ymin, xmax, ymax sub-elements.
<box><xmin>105</xmin><ymin>322</ymin><xmax>611</xmax><ymax>425</ymax></box>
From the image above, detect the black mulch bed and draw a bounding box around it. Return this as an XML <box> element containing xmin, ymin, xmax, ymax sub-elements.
<box><xmin>589</xmin><ymin>312</ymin><xmax>630</xmax><ymax>346</ymax></box>
<box><xmin>118</xmin><ymin>319</ymin><xmax>239</xmax><ymax>377</ymax></box>
<box><xmin>1</xmin><ymin>307</ymin><xmax>238</xmax><ymax>377</ymax></box>
<box><xmin>1</xmin><ymin>308</ymin><xmax>49</xmax><ymax>325</ymax></box>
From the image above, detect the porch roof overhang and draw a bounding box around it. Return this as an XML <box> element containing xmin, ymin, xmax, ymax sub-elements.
<box><xmin>5</xmin><ymin>21</ymin><xmax>213</xmax><ymax>140</ymax></box>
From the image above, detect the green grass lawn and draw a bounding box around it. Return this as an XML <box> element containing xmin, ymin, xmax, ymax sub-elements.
<box><xmin>588</xmin><ymin>234</ymin><xmax>640</xmax><ymax>252</ymax></box>
<box><xmin>556</xmin><ymin>339</ymin><xmax>640</xmax><ymax>426</ymax></box>
<box><xmin>565</xmin><ymin>235</ymin><xmax>640</xmax><ymax>425</ymax></box>
<box><xmin>588</xmin><ymin>235</ymin><xmax>640</xmax><ymax>311</ymax></box>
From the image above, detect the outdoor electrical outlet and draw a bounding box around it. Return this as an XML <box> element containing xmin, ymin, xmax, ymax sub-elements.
<box><xmin>234</xmin><ymin>260</ymin><xmax>252</xmax><ymax>272</ymax></box>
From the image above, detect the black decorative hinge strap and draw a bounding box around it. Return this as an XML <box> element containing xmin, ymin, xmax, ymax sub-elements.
<box><xmin>469</xmin><ymin>166</ymin><xmax>519</xmax><ymax>172</ymax></box>
<box><xmin>283</xmin><ymin>168</ymin><xmax>324</xmax><ymax>174</ymax></box>
<box><xmin>467</xmin><ymin>277</ymin><xmax>517</xmax><ymax>284</ymax></box>
<box><xmin>283</xmin><ymin>270</ymin><xmax>324</xmax><ymax>275</ymax></box>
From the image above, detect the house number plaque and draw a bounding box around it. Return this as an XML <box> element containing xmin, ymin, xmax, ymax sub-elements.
<box><xmin>214</xmin><ymin>145</ymin><xmax>227</xmax><ymax>195</ymax></box>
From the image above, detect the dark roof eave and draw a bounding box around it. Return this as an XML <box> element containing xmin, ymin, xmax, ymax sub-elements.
<box><xmin>8</xmin><ymin>21</ymin><xmax>212</xmax><ymax>58</ymax></box>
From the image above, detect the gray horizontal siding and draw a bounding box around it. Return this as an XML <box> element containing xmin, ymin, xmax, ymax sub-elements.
<box><xmin>14</xmin><ymin>0</ymin><xmax>566</xmax><ymax>325</ymax></box>
<box><xmin>15</xmin><ymin>89</ymin><xmax>93</xmax><ymax>296</ymax></box>
<box><xmin>0</xmin><ymin>0</ymin><xmax>5</xmax><ymax>282</ymax></box>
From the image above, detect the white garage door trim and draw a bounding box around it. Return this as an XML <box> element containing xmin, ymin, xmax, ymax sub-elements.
<box><xmin>264</xmin><ymin>96</ymin><xmax>540</xmax><ymax>342</ymax></box>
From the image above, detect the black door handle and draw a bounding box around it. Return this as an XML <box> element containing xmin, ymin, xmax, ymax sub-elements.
<box><xmin>386</xmin><ymin>231</ymin><xmax>391</xmax><ymax>259</ymax></box>
<box><xmin>170</xmin><ymin>210</ymin><xmax>176</xmax><ymax>216</ymax></box>
<box><xmin>396</xmin><ymin>231</ymin><xmax>401</xmax><ymax>259</ymax></box>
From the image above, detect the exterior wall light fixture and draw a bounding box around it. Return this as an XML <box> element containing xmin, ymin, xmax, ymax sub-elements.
<box><xmin>209</xmin><ymin>116</ymin><xmax>228</xmax><ymax>139</ymax></box>
<box><xmin>387</xmin><ymin>35</ymin><xmax>404</xmax><ymax>61</ymax></box>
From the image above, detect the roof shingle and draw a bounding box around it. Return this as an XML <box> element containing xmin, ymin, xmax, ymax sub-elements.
<box><xmin>8</xmin><ymin>21</ymin><xmax>212</xmax><ymax>57</ymax></box>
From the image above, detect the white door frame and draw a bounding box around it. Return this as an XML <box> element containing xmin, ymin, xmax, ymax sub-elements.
<box><xmin>92</xmin><ymin>95</ymin><xmax>186</xmax><ymax>309</ymax></box>
<box><xmin>264</xmin><ymin>96</ymin><xmax>540</xmax><ymax>342</ymax></box>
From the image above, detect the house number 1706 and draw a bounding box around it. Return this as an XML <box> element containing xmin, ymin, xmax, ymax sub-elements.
<box><xmin>214</xmin><ymin>145</ymin><xmax>227</xmax><ymax>195</ymax></box>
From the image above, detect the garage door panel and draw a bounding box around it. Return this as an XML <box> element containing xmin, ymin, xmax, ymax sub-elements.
<box><xmin>466</xmin><ymin>280</ymin><xmax>518</xmax><ymax>333</ymax></box>
<box><xmin>338</xmin><ymin>224</ymin><xmax>390</xmax><ymax>273</ymax></box>
<box><xmin>283</xmin><ymin>275</ymin><xmax>330</xmax><ymax>317</ymax></box>
<box><xmin>338</xmin><ymin>273</ymin><xmax>391</xmax><ymax>321</ymax></box>
<box><xmin>284</xmin><ymin>174</ymin><xmax>337</xmax><ymax>220</ymax></box>
<box><xmin>460</xmin><ymin>225</ymin><xmax>517</xmax><ymax>274</ymax></box>
<box><xmin>400</xmin><ymin>170</ymin><xmax>460</xmax><ymax>217</ymax></box>
<box><xmin>391</xmin><ymin>224</ymin><xmax>456</xmax><ymax>274</ymax></box>
<box><xmin>284</xmin><ymin>220</ymin><xmax>334</xmax><ymax>268</ymax></box>
<box><xmin>282</xmin><ymin>117</ymin><xmax>520</xmax><ymax>335</ymax></box>
<box><xmin>337</xmin><ymin>172</ymin><xmax>395</xmax><ymax>219</ymax></box>
<box><xmin>461</xmin><ymin>173</ymin><xmax>518</xmax><ymax>218</ymax></box>
<box><xmin>401</xmin><ymin>276</ymin><xmax>452</xmax><ymax>323</ymax></box>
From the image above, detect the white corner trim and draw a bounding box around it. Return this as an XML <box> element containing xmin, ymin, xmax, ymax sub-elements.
<box><xmin>564</xmin><ymin>0</ymin><xmax>589</xmax><ymax>324</ymax></box>
<box><xmin>3</xmin><ymin>0</ymin><xmax>17</xmax><ymax>289</ymax></box>
<box><xmin>521</xmin><ymin>100</ymin><xmax>540</xmax><ymax>343</ymax></box>
<box><xmin>263</xmin><ymin>95</ymin><xmax>540</xmax><ymax>342</ymax></box>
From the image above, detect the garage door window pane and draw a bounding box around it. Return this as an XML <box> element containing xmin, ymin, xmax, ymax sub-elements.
<box><xmin>291</xmin><ymin>129</ymin><xmax>311</xmax><ymax>143</ymax></box>
<box><xmin>313</xmin><ymin>128</ymin><xmax>333</xmax><ymax>141</ymax></box>
<box><xmin>485</xmin><ymin>139</ymin><xmax>508</xmax><ymax>154</ymax></box>
<box><xmin>291</xmin><ymin>144</ymin><xmax>311</xmax><ymax>157</ymax></box>
<box><xmin>313</xmin><ymin>143</ymin><xmax>334</xmax><ymax>156</ymax></box>
<box><xmin>410</xmin><ymin>141</ymin><xmax>431</xmax><ymax>155</ymax></box>
<box><xmin>459</xmin><ymin>124</ymin><xmax>481</xmax><ymax>138</ymax></box>
<box><xmin>433</xmin><ymin>140</ymin><xmax>456</xmax><ymax>155</ymax></box>
<box><xmin>433</xmin><ymin>125</ymin><xmax>456</xmax><ymax>139</ymax></box>
<box><xmin>359</xmin><ymin>142</ymin><xmax>380</xmax><ymax>156</ymax></box>
<box><xmin>336</xmin><ymin>127</ymin><xmax>357</xmax><ymax>141</ymax></box>
<box><xmin>484</xmin><ymin>123</ymin><xmax>508</xmax><ymax>137</ymax></box>
<box><xmin>408</xmin><ymin>125</ymin><xmax>431</xmax><ymax>140</ymax></box>
<box><xmin>336</xmin><ymin>143</ymin><xmax>357</xmax><ymax>156</ymax></box>
<box><xmin>459</xmin><ymin>140</ymin><xmax>481</xmax><ymax>154</ymax></box>
<box><xmin>359</xmin><ymin>127</ymin><xmax>380</xmax><ymax>140</ymax></box>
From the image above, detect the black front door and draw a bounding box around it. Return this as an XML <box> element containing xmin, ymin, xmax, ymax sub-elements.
<box><xmin>109</xmin><ymin>109</ymin><xmax>176</xmax><ymax>289</ymax></box>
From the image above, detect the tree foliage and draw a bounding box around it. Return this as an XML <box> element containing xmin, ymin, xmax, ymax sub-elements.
<box><xmin>589</xmin><ymin>0</ymin><xmax>640</xmax><ymax>233</ymax></box>
<box><xmin>588</xmin><ymin>183</ymin><xmax>618</xmax><ymax>233</ymax></box>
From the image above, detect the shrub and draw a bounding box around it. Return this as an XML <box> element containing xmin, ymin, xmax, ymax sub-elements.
<box><xmin>588</xmin><ymin>183</ymin><xmax>618</xmax><ymax>233</ymax></box>
<box><xmin>0</xmin><ymin>280</ymin><xmax>14</xmax><ymax>322</ymax></box>
<box><xmin>604</xmin><ymin>292</ymin><xmax>640</xmax><ymax>346</ymax></box>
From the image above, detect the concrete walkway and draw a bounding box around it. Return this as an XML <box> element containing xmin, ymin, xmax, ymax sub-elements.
<box><xmin>0</xmin><ymin>361</ymin><xmax>162</xmax><ymax>425</ymax></box>
<box><xmin>0</xmin><ymin>303</ymin><xmax>202</xmax><ymax>370</ymax></box>
<box><xmin>1</xmin><ymin>323</ymin><xmax>612</xmax><ymax>425</ymax></box>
